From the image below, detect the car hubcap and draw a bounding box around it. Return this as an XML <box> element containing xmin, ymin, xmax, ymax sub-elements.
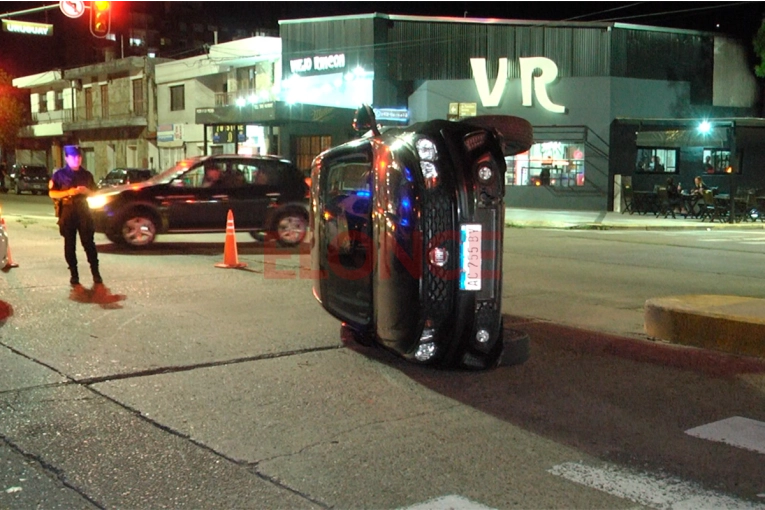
<box><xmin>277</xmin><ymin>215</ymin><xmax>306</xmax><ymax>244</ymax></box>
<box><xmin>123</xmin><ymin>217</ymin><xmax>156</xmax><ymax>246</ymax></box>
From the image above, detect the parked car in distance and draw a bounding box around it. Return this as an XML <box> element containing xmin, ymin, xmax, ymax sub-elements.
<box><xmin>98</xmin><ymin>168</ymin><xmax>156</xmax><ymax>188</ymax></box>
<box><xmin>8</xmin><ymin>164</ymin><xmax>50</xmax><ymax>195</ymax></box>
<box><xmin>87</xmin><ymin>154</ymin><xmax>310</xmax><ymax>248</ymax></box>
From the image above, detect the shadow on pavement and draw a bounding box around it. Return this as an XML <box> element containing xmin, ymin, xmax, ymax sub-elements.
<box><xmin>0</xmin><ymin>300</ymin><xmax>13</xmax><ymax>324</ymax></box>
<box><xmin>69</xmin><ymin>284</ymin><xmax>127</xmax><ymax>309</ymax></box>
<box><xmin>340</xmin><ymin>314</ymin><xmax>765</xmax><ymax>502</ymax></box>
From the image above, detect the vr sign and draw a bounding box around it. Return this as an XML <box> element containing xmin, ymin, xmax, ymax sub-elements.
<box><xmin>471</xmin><ymin>57</ymin><xmax>566</xmax><ymax>113</ymax></box>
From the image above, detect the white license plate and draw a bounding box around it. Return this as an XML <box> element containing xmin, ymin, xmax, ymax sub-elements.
<box><xmin>460</xmin><ymin>224</ymin><xmax>481</xmax><ymax>291</ymax></box>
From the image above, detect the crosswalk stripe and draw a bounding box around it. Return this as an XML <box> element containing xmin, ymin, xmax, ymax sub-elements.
<box><xmin>548</xmin><ymin>461</ymin><xmax>762</xmax><ymax>509</ymax></box>
<box><xmin>399</xmin><ymin>495</ymin><xmax>494</xmax><ymax>510</ymax></box>
<box><xmin>685</xmin><ymin>416</ymin><xmax>765</xmax><ymax>455</ymax></box>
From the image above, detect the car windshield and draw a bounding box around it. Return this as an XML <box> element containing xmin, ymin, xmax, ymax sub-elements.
<box><xmin>22</xmin><ymin>167</ymin><xmax>48</xmax><ymax>176</ymax></box>
<box><xmin>150</xmin><ymin>156</ymin><xmax>209</xmax><ymax>184</ymax></box>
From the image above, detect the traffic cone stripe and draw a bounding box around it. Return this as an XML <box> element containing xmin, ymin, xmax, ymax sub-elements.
<box><xmin>215</xmin><ymin>209</ymin><xmax>246</xmax><ymax>269</ymax></box>
<box><xmin>1</xmin><ymin>217</ymin><xmax>18</xmax><ymax>269</ymax></box>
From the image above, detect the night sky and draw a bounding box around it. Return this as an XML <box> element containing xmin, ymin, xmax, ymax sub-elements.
<box><xmin>1</xmin><ymin>1</ymin><xmax>763</xmax><ymax>78</ymax></box>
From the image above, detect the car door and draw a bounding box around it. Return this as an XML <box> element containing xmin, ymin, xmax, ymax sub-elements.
<box><xmin>163</xmin><ymin>161</ymin><xmax>231</xmax><ymax>231</ymax></box>
<box><xmin>225</xmin><ymin>160</ymin><xmax>270</xmax><ymax>229</ymax></box>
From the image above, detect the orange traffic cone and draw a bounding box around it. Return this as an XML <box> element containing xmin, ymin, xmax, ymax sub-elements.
<box><xmin>215</xmin><ymin>210</ymin><xmax>246</xmax><ymax>269</ymax></box>
<box><xmin>1</xmin><ymin>217</ymin><xmax>18</xmax><ymax>269</ymax></box>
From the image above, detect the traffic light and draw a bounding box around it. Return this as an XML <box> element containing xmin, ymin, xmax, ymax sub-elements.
<box><xmin>90</xmin><ymin>1</ymin><xmax>111</xmax><ymax>38</ymax></box>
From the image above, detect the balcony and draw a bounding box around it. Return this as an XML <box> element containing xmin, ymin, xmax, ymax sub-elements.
<box><xmin>214</xmin><ymin>89</ymin><xmax>278</xmax><ymax>107</ymax></box>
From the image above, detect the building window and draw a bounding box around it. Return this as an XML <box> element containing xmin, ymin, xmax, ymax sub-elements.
<box><xmin>170</xmin><ymin>85</ymin><xmax>185</xmax><ymax>111</ymax></box>
<box><xmin>294</xmin><ymin>135</ymin><xmax>333</xmax><ymax>172</ymax></box>
<box><xmin>236</xmin><ymin>66</ymin><xmax>257</xmax><ymax>94</ymax></box>
<box><xmin>505</xmin><ymin>141</ymin><xmax>585</xmax><ymax>187</ymax></box>
<box><xmin>85</xmin><ymin>88</ymin><xmax>93</xmax><ymax>120</ymax></box>
<box><xmin>55</xmin><ymin>91</ymin><xmax>63</xmax><ymax>110</ymax></box>
<box><xmin>702</xmin><ymin>149</ymin><xmax>732</xmax><ymax>174</ymax></box>
<box><xmin>133</xmin><ymin>80</ymin><xmax>144</xmax><ymax>115</ymax></box>
<box><xmin>38</xmin><ymin>94</ymin><xmax>48</xmax><ymax>113</ymax></box>
<box><xmin>101</xmin><ymin>84</ymin><xmax>109</xmax><ymax>118</ymax></box>
<box><xmin>635</xmin><ymin>148</ymin><xmax>677</xmax><ymax>173</ymax></box>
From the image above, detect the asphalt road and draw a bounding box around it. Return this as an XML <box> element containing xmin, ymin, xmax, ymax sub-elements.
<box><xmin>1</xmin><ymin>194</ymin><xmax>764</xmax><ymax>509</ymax></box>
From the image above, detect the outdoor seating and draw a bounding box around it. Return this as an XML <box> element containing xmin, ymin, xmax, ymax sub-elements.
<box><xmin>655</xmin><ymin>186</ymin><xmax>676</xmax><ymax>218</ymax></box>
<box><xmin>622</xmin><ymin>185</ymin><xmax>635</xmax><ymax>215</ymax></box>
<box><xmin>699</xmin><ymin>190</ymin><xmax>726</xmax><ymax>222</ymax></box>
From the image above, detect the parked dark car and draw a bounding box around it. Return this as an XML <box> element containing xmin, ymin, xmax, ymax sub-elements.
<box><xmin>98</xmin><ymin>168</ymin><xmax>155</xmax><ymax>188</ymax></box>
<box><xmin>8</xmin><ymin>164</ymin><xmax>50</xmax><ymax>195</ymax></box>
<box><xmin>87</xmin><ymin>154</ymin><xmax>309</xmax><ymax>248</ymax></box>
<box><xmin>311</xmin><ymin>107</ymin><xmax>533</xmax><ymax>370</ymax></box>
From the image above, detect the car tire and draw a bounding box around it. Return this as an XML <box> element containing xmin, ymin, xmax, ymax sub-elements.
<box><xmin>270</xmin><ymin>208</ymin><xmax>308</xmax><ymax>247</ymax></box>
<box><xmin>459</xmin><ymin>115</ymin><xmax>534</xmax><ymax>156</ymax></box>
<box><xmin>117</xmin><ymin>210</ymin><xmax>158</xmax><ymax>247</ymax></box>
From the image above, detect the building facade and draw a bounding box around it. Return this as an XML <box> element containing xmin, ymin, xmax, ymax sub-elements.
<box><xmin>279</xmin><ymin>14</ymin><xmax>763</xmax><ymax>210</ymax></box>
<box><xmin>13</xmin><ymin>56</ymin><xmax>170</xmax><ymax>180</ymax></box>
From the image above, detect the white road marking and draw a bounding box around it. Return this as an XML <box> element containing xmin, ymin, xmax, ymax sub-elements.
<box><xmin>685</xmin><ymin>416</ymin><xmax>765</xmax><ymax>455</ymax></box>
<box><xmin>399</xmin><ymin>495</ymin><xmax>495</xmax><ymax>510</ymax></box>
<box><xmin>549</xmin><ymin>461</ymin><xmax>763</xmax><ymax>509</ymax></box>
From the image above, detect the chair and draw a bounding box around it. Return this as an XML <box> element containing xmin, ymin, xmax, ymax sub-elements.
<box><xmin>655</xmin><ymin>186</ymin><xmax>676</xmax><ymax>218</ymax></box>
<box><xmin>622</xmin><ymin>185</ymin><xmax>635</xmax><ymax>215</ymax></box>
<box><xmin>699</xmin><ymin>190</ymin><xmax>725</xmax><ymax>222</ymax></box>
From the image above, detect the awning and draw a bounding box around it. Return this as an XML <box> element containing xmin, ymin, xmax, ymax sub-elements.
<box><xmin>195</xmin><ymin>101</ymin><xmax>356</xmax><ymax>126</ymax></box>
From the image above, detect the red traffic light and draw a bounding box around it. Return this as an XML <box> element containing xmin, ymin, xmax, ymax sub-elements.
<box><xmin>90</xmin><ymin>0</ymin><xmax>111</xmax><ymax>37</ymax></box>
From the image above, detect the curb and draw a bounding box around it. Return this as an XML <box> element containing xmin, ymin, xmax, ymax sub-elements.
<box><xmin>644</xmin><ymin>295</ymin><xmax>765</xmax><ymax>360</ymax></box>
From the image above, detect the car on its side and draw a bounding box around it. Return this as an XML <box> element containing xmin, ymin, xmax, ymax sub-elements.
<box><xmin>98</xmin><ymin>168</ymin><xmax>155</xmax><ymax>188</ymax></box>
<box><xmin>8</xmin><ymin>164</ymin><xmax>50</xmax><ymax>195</ymax></box>
<box><xmin>87</xmin><ymin>154</ymin><xmax>310</xmax><ymax>248</ymax></box>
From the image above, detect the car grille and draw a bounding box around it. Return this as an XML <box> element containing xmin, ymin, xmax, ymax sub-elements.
<box><xmin>422</xmin><ymin>187</ymin><xmax>455</xmax><ymax>323</ymax></box>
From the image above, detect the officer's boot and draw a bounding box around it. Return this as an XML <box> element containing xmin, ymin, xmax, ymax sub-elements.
<box><xmin>91</xmin><ymin>265</ymin><xmax>103</xmax><ymax>285</ymax></box>
<box><xmin>69</xmin><ymin>267</ymin><xmax>80</xmax><ymax>286</ymax></box>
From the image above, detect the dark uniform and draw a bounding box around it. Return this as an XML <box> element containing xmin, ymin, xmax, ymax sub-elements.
<box><xmin>49</xmin><ymin>145</ymin><xmax>102</xmax><ymax>286</ymax></box>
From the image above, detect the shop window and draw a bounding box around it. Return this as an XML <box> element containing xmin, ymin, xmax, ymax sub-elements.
<box><xmin>170</xmin><ymin>85</ymin><xmax>185</xmax><ymax>111</ymax></box>
<box><xmin>505</xmin><ymin>141</ymin><xmax>585</xmax><ymax>187</ymax></box>
<box><xmin>635</xmin><ymin>148</ymin><xmax>677</xmax><ymax>173</ymax></box>
<box><xmin>294</xmin><ymin>135</ymin><xmax>333</xmax><ymax>172</ymax></box>
<box><xmin>702</xmin><ymin>149</ymin><xmax>732</xmax><ymax>174</ymax></box>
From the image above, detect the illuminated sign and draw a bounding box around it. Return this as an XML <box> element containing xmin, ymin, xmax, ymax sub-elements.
<box><xmin>212</xmin><ymin>125</ymin><xmax>245</xmax><ymax>144</ymax></box>
<box><xmin>470</xmin><ymin>57</ymin><xmax>566</xmax><ymax>113</ymax></box>
<box><xmin>290</xmin><ymin>54</ymin><xmax>346</xmax><ymax>74</ymax></box>
<box><xmin>2</xmin><ymin>19</ymin><xmax>53</xmax><ymax>36</ymax></box>
<box><xmin>374</xmin><ymin>108</ymin><xmax>409</xmax><ymax>123</ymax></box>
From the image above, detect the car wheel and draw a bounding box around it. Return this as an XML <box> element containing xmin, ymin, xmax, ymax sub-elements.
<box><xmin>271</xmin><ymin>209</ymin><xmax>308</xmax><ymax>247</ymax></box>
<box><xmin>119</xmin><ymin>212</ymin><xmax>157</xmax><ymax>247</ymax></box>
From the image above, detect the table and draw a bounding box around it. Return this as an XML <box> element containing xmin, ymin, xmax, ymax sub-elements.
<box><xmin>633</xmin><ymin>191</ymin><xmax>658</xmax><ymax>215</ymax></box>
<box><xmin>680</xmin><ymin>193</ymin><xmax>701</xmax><ymax>218</ymax></box>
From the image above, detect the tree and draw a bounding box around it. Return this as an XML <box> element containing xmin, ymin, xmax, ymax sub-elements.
<box><xmin>754</xmin><ymin>18</ymin><xmax>765</xmax><ymax>78</ymax></box>
<box><xmin>0</xmin><ymin>68</ymin><xmax>27</xmax><ymax>166</ymax></box>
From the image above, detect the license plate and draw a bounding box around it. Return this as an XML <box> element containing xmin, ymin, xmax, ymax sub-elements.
<box><xmin>460</xmin><ymin>224</ymin><xmax>481</xmax><ymax>291</ymax></box>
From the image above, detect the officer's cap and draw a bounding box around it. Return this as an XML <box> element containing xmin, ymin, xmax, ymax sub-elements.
<box><xmin>63</xmin><ymin>145</ymin><xmax>82</xmax><ymax>157</ymax></box>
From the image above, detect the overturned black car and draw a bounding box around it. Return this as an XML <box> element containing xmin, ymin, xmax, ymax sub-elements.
<box><xmin>310</xmin><ymin>107</ymin><xmax>533</xmax><ymax>369</ymax></box>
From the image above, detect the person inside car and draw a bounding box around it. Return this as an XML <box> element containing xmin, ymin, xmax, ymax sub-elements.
<box><xmin>202</xmin><ymin>166</ymin><xmax>223</xmax><ymax>187</ymax></box>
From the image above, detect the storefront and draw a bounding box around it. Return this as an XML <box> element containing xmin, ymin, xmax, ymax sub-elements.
<box><xmin>279</xmin><ymin>13</ymin><xmax>761</xmax><ymax>210</ymax></box>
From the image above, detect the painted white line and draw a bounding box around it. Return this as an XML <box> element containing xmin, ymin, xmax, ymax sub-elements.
<box><xmin>399</xmin><ymin>495</ymin><xmax>495</xmax><ymax>510</ymax></box>
<box><xmin>685</xmin><ymin>416</ymin><xmax>765</xmax><ymax>455</ymax></box>
<box><xmin>549</xmin><ymin>461</ymin><xmax>763</xmax><ymax>509</ymax></box>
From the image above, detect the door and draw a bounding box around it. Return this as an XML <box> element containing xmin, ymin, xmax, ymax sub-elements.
<box><xmin>164</xmin><ymin>161</ymin><xmax>231</xmax><ymax>231</ymax></box>
<box><xmin>317</xmin><ymin>148</ymin><xmax>374</xmax><ymax>326</ymax></box>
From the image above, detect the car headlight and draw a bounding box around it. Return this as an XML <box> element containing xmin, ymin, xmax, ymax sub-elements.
<box><xmin>87</xmin><ymin>192</ymin><xmax>117</xmax><ymax>210</ymax></box>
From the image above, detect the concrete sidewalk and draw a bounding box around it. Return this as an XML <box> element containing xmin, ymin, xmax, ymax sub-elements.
<box><xmin>504</xmin><ymin>207</ymin><xmax>765</xmax><ymax>361</ymax></box>
<box><xmin>505</xmin><ymin>207</ymin><xmax>765</xmax><ymax>230</ymax></box>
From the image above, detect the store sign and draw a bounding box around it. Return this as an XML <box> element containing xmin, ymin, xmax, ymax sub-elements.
<box><xmin>2</xmin><ymin>19</ymin><xmax>53</xmax><ymax>36</ymax></box>
<box><xmin>290</xmin><ymin>53</ymin><xmax>346</xmax><ymax>74</ymax></box>
<box><xmin>212</xmin><ymin>125</ymin><xmax>245</xmax><ymax>144</ymax></box>
<box><xmin>470</xmin><ymin>57</ymin><xmax>566</xmax><ymax>113</ymax></box>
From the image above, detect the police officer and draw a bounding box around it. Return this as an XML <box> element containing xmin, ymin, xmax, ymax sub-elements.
<box><xmin>49</xmin><ymin>145</ymin><xmax>102</xmax><ymax>286</ymax></box>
